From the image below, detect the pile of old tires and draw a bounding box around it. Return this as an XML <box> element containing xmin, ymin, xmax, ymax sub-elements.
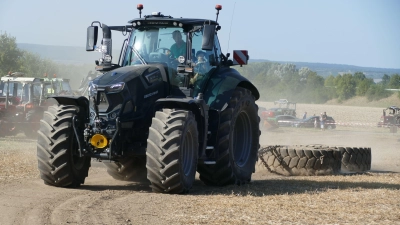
<box><xmin>258</xmin><ymin>145</ymin><xmax>371</xmax><ymax>175</ymax></box>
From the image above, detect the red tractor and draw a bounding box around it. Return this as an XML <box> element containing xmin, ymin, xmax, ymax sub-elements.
<box><xmin>0</xmin><ymin>73</ymin><xmax>73</xmax><ymax>138</ymax></box>
<box><xmin>377</xmin><ymin>106</ymin><xmax>400</xmax><ymax>128</ymax></box>
<box><xmin>259</xmin><ymin>99</ymin><xmax>297</xmax><ymax>129</ymax></box>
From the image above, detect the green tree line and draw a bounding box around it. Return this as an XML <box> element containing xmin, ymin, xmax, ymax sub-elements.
<box><xmin>235</xmin><ymin>62</ymin><xmax>400</xmax><ymax>103</ymax></box>
<box><xmin>1</xmin><ymin>32</ymin><xmax>399</xmax><ymax>101</ymax></box>
<box><xmin>0</xmin><ymin>32</ymin><xmax>93</xmax><ymax>89</ymax></box>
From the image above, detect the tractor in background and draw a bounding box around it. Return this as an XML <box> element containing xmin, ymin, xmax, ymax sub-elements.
<box><xmin>0</xmin><ymin>72</ymin><xmax>73</xmax><ymax>138</ymax></box>
<box><xmin>259</xmin><ymin>99</ymin><xmax>297</xmax><ymax>129</ymax></box>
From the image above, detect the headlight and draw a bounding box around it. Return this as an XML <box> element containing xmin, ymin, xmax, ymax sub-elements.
<box><xmin>105</xmin><ymin>82</ymin><xmax>125</xmax><ymax>93</ymax></box>
<box><xmin>178</xmin><ymin>56</ymin><xmax>185</xmax><ymax>64</ymax></box>
<box><xmin>88</xmin><ymin>81</ymin><xmax>98</xmax><ymax>97</ymax></box>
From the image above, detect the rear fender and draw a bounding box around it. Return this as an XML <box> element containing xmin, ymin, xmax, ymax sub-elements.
<box><xmin>48</xmin><ymin>96</ymin><xmax>90</xmax><ymax>123</ymax></box>
<box><xmin>203</xmin><ymin>67</ymin><xmax>259</xmax><ymax>111</ymax></box>
<box><xmin>154</xmin><ymin>98</ymin><xmax>208</xmax><ymax>158</ymax></box>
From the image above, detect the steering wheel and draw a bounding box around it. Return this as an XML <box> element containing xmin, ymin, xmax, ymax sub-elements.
<box><xmin>154</xmin><ymin>47</ymin><xmax>171</xmax><ymax>54</ymax></box>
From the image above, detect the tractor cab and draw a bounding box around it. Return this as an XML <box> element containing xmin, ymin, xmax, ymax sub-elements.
<box><xmin>86</xmin><ymin>4</ymin><xmax>249</xmax><ymax>99</ymax></box>
<box><xmin>43</xmin><ymin>77</ymin><xmax>73</xmax><ymax>96</ymax></box>
<box><xmin>1</xmin><ymin>77</ymin><xmax>47</xmax><ymax>112</ymax></box>
<box><xmin>1</xmin><ymin>75</ymin><xmax>24</xmax><ymax>114</ymax></box>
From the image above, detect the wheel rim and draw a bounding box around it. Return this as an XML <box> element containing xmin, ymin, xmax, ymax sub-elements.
<box><xmin>233</xmin><ymin>111</ymin><xmax>252</xmax><ymax>167</ymax></box>
<box><xmin>182</xmin><ymin>124</ymin><xmax>195</xmax><ymax>176</ymax></box>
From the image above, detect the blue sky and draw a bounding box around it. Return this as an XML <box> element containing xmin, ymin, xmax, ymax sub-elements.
<box><xmin>0</xmin><ymin>0</ymin><xmax>399</xmax><ymax>68</ymax></box>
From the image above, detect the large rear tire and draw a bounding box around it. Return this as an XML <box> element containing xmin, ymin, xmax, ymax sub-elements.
<box><xmin>103</xmin><ymin>156</ymin><xmax>147</xmax><ymax>182</ymax></box>
<box><xmin>146</xmin><ymin>109</ymin><xmax>199</xmax><ymax>194</ymax></box>
<box><xmin>36</xmin><ymin>105</ymin><xmax>91</xmax><ymax>187</ymax></box>
<box><xmin>197</xmin><ymin>87</ymin><xmax>260</xmax><ymax>186</ymax></box>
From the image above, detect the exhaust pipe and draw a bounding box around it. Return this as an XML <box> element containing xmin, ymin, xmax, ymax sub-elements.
<box><xmin>5</xmin><ymin>79</ymin><xmax>9</xmax><ymax>109</ymax></box>
<box><xmin>101</xmin><ymin>24</ymin><xmax>112</xmax><ymax>65</ymax></box>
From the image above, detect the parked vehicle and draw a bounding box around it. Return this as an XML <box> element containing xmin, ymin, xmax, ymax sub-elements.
<box><xmin>293</xmin><ymin>116</ymin><xmax>336</xmax><ymax>129</ymax></box>
<box><xmin>275</xmin><ymin>115</ymin><xmax>300</xmax><ymax>127</ymax></box>
<box><xmin>259</xmin><ymin>99</ymin><xmax>297</xmax><ymax>129</ymax></box>
<box><xmin>377</xmin><ymin>106</ymin><xmax>400</xmax><ymax>128</ymax></box>
<box><xmin>0</xmin><ymin>73</ymin><xmax>73</xmax><ymax>137</ymax></box>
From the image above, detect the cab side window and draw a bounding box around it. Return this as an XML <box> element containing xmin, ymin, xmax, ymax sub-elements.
<box><xmin>212</xmin><ymin>34</ymin><xmax>222</xmax><ymax>66</ymax></box>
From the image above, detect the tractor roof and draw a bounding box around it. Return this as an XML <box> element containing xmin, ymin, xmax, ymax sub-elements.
<box><xmin>44</xmin><ymin>78</ymin><xmax>70</xmax><ymax>82</ymax></box>
<box><xmin>128</xmin><ymin>13</ymin><xmax>218</xmax><ymax>26</ymax></box>
<box><xmin>1</xmin><ymin>76</ymin><xmax>49</xmax><ymax>84</ymax></box>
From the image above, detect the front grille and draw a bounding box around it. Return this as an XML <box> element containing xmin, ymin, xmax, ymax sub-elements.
<box><xmin>97</xmin><ymin>91</ymin><xmax>124</xmax><ymax>113</ymax></box>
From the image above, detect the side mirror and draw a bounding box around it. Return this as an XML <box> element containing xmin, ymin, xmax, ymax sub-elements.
<box><xmin>86</xmin><ymin>26</ymin><xmax>98</xmax><ymax>51</ymax></box>
<box><xmin>202</xmin><ymin>25</ymin><xmax>215</xmax><ymax>51</ymax></box>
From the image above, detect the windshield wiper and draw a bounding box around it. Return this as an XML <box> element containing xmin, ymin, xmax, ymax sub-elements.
<box><xmin>130</xmin><ymin>36</ymin><xmax>147</xmax><ymax>65</ymax></box>
<box><xmin>132</xmin><ymin>47</ymin><xmax>147</xmax><ymax>65</ymax></box>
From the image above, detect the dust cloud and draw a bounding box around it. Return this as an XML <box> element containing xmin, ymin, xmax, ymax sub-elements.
<box><xmin>256</xmin><ymin>101</ymin><xmax>400</xmax><ymax>173</ymax></box>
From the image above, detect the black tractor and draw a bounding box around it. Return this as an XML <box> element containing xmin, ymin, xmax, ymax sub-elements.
<box><xmin>36</xmin><ymin>4</ymin><xmax>260</xmax><ymax>194</ymax></box>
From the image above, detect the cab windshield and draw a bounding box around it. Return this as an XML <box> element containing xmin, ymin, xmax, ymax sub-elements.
<box><xmin>123</xmin><ymin>27</ymin><xmax>186</xmax><ymax>67</ymax></box>
<box><xmin>0</xmin><ymin>82</ymin><xmax>23</xmax><ymax>97</ymax></box>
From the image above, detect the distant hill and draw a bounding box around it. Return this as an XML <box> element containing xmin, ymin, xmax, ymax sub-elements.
<box><xmin>17</xmin><ymin>43</ymin><xmax>120</xmax><ymax>65</ymax></box>
<box><xmin>17</xmin><ymin>43</ymin><xmax>400</xmax><ymax>79</ymax></box>
<box><xmin>250</xmin><ymin>59</ymin><xmax>400</xmax><ymax>79</ymax></box>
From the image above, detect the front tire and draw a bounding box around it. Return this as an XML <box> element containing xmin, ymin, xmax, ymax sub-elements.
<box><xmin>36</xmin><ymin>105</ymin><xmax>91</xmax><ymax>187</ymax></box>
<box><xmin>24</xmin><ymin>110</ymin><xmax>42</xmax><ymax>138</ymax></box>
<box><xmin>197</xmin><ymin>87</ymin><xmax>260</xmax><ymax>186</ymax></box>
<box><xmin>146</xmin><ymin>109</ymin><xmax>199</xmax><ymax>194</ymax></box>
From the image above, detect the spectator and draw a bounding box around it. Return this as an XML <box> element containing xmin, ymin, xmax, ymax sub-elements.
<box><xmin>302</xmin><ymin>112</ymin><xmax>307</xmax><ymax>119</ymax></box>
<box><xmin>321</xmin><ymin>112</ymin><xmax>327</xmax><ymax>131</ymax></box>
<box><xmin>314</xmin><ymin>117</ymin><xmax>318</xmax><ymax>129</ymax></box>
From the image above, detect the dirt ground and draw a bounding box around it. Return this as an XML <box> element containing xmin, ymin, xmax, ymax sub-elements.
<box><xmin>0</xmin><ymin>102</ymin><xmax>399</xmax><ymax>224</ymax></box>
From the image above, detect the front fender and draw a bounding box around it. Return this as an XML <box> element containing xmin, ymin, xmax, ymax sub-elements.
<box><xmin>47</xmin><ymin>96</ymin><xmax>90</xmax><ymax>122</ymax></box>
<box><xmin>154</xmin><ymin>97</ymin><xmax>209</xmax><ymax>159</ymax></box>
<box><xmin>203</xmin><ymin>67</ymin><xmax>259</xmax><ymax>111</ymax></box>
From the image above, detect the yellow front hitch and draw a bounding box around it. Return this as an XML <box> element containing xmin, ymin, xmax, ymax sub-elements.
<box><xmin>90</xmin><ymin>134</ymin><xmax>108</xmax><ymax>149</ymax></box>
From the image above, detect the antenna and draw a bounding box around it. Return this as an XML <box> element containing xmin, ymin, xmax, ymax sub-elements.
<box><xmin>226</xmin><ymin>2</ymin><xmax>236</xmax><ymax>54</ymax></box>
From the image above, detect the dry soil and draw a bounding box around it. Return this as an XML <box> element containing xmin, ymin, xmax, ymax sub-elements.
<box><xmin>0</xmin><ymin>102</ymin><xmax>399</xmax><ymax>224</ymax></box>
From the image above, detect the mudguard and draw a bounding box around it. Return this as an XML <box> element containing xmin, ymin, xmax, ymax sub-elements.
<box><xmin>203</xmin><ymin>67</ymin><xmax>259</xmax><ymax>111</ymax></box>
<box><xmin>48</xmin><ymin>96</ymin><xmax>90</xmax><ymax>122</ymax></box>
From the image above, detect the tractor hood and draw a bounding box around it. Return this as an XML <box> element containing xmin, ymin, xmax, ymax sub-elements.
<box><xmin>93</xmin><ymin>65</ymin><xmax>164</xmax><ymax>86</ymax></box>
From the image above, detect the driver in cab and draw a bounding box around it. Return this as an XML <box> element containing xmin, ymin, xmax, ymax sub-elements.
<box><xmin>170</xmin><ymin>30</ymin><xmax>186</xmax><ymax>58</ymax></box>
